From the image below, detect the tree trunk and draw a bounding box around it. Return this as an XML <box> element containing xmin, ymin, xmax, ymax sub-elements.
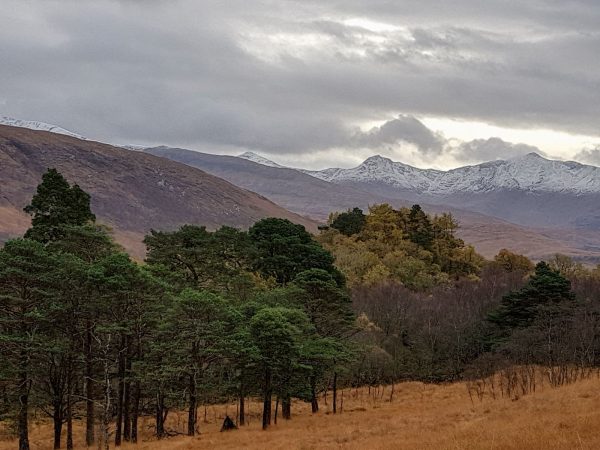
<box><xmin>66</xmin><ymin>391</ymin><xmax>73</xmax><ymax>450</ymax></box>
<box><xmin>131</xmin><ymin>380</ymin><xmax>140</xmax><ymax>443</ymax></box>
<box><xmin>123</xmin><ymin>357</ymin><xmax>131</xmax><ymax>442</ymax></box>
<box><xmin>239</xmin><ymin>390</ymin><xmax>245</xmax><ymax>426</ymax></box>
<box><xmin>115</xmin><ymin>336</ymin><xmax>126</xmax><ymax>446</ymax></box>
<box><xmin>100</xmin><ymin>344</ymin><xmax>111</xmax><ymax>450</ymax></box>
<box><xmin>262</xmin><ymin>368</ymin><xmax>272</xmax><ymax>430</ymax></box>
<box><xmin>332</xmin><ymin>372</ymin><xmax>338</xmax><ymax>414</ymax></box>
<box><xmin>18</xmin><ymin>349</ymin><xmax>30</xmax><ymax>450</ymax></box>
<box><xmin>310</xmin><ymin>376</ymin><xmax>319</xmax><ymax>413</ymax></box>
<box><xmin>52</xmin><ymin>400</ymin><xmax>63</xmax><ymax>450</ymax></box>
<box><xmin>187</xmin><ymin>373</ymin><xmax>197</xmax><ymax>436</ymax></box>
<box><xmin>84</xmin><ymin>324</ymin><xmax>95</xmax><ymax>447</ymax></box>
<box><xmin>155</xmin><ymin>391</ymin><xmax>168</xmax><ymax>439</ymax></box>
<box><xmin>282</xmin><ymin>396</ymin><xmax>291</xmax><ymax>420</ymax></box>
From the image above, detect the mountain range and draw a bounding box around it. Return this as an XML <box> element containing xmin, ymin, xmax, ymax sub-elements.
<box><xmin>150</xmin><ymin>147</ymin><xmax>600</xmax><ymax>261</ymax></box>
<box><xmin>240</xmin><ymin>152</ymin><xmax>600</xmax><ymax>230</ymax></box>
<box><xmin>2</xmin><ymin>117</ymin><xmax>600</xmax><ymax>262</ymax></box>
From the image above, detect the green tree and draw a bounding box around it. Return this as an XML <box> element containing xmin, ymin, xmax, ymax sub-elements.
<box><xmin>330</xmin><ymin>208</ymin><xmax>366</xmax><ymax>236</ymax></box>
<box><xmin>407</xmin><ymin>205</ymin><xmax>433</xmax><ymax>249</ymax></box>
<box><xmin>47</xmin><ymin>224</ymin><xmax>116</xmax><ymax>263</ymax></box>
<box><xmin>249</xmin><ymin>307</ymin><xmax>312</xmax><ymax>429</ymax></box>
<box><xmin>292</xmin><ymin>269</ymin><xmax>354</xmax><ymax>413</ymax></box>
<box><xmin>86</xmin><ymin>252</ymin><xmax>163</xmax><ymax>448</ymax></box>
<box><xmin>249</xmin><ymin>218</ymin><xmax>341</xmax><ymax>285</ymax></box>
<box><xmin>488</xmin><ymin>261</ymin><xmax>576</xmax><ymax>334</ymax></box>
<box><xmin>292</xmin><ymin>269</ymin><xmax>353</xmax><ymax>337</ymax></box>
<box><xmin>144</xmin><ymin>225</ymin><xmax>256</xmax><ymax>294</ymax></box>
<box><xmin>0</xmin><ymin>240</ymin><xmax>62</xmax><ymax>450</ymax></box>
<box><xmin>24</xmin><ymin>169</ymin><xmax>95</xmax><ymax>243</ymax></box>
<box><xmin>35</xmin><ymin>252</ymin><xmax>87</xmax><ymax>450</ymax></box>
<box><xmin>162</xmin><ymin>289</ymin><xmax>239</xmax><ymax>436</ymax></box>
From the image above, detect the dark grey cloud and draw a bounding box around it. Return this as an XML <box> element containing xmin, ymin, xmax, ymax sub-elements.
<box><xmin>353</xmin><ymin>115</ymin><xmax>445</xmax><ymax>155</ymax></box>
<box><xmin>0</xmin><ymin>0</ymin><xmax>599</xmax><ymax>165</ymax></box>
<box><xmin>454</xmin><ymin>138</ymin><xmax>542</xmax><ymax>163</ymax></box>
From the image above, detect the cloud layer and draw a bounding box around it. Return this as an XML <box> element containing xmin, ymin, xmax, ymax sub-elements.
<box><xmin>1</xmin><ymin>0</ymin><xmax>599</xmax><ymax>168</ymax></box>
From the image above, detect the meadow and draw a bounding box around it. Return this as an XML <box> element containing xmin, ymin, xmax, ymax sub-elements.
<box><xmin>2</xmin><ymin>375</ymin><xmax>599</xmax><ymax>450</ymax></box>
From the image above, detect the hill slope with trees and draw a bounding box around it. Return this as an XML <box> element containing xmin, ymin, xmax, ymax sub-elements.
<box><xmin>1</xmin><ymin>171</ymin><xmax>600</xmax><ymax>450</ymax></box>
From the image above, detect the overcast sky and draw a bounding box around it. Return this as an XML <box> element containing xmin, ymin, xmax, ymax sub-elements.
<box><xmin>2</xmin><ymin>0</ymin><xmax>600</xmax><ymax>169</ymax></box>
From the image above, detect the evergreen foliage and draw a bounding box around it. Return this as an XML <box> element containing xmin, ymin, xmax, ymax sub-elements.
<box><xmin>24</xmin><ymin>168</ymin><xmax>95</xmax><ymax>243</ymax></box>
<box><xmin>249</xmin><ymin>218</ymin><xmax>342</xmax><ymax>285</ymax></box>
<box><xmin>488</xmin><ymin>261</ymin><xmax>576</xmax><ymax>332</ymax></box>
<box><xmin>330</xmin><ymin>207</ymin><xmax>366</xmax><ymax>236</ymax></box>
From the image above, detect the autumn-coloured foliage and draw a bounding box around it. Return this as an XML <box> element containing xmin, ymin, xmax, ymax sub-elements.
<box><xmin>320</xmin><ymin>203</ymin><xmax>484</xmax><ymax>289</ymax></box>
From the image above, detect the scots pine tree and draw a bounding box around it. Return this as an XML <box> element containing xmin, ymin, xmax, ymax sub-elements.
<box><xmin>24</xmin><ymin>169</ymin><xmax>95</xmax><ymax>243</ymax></box>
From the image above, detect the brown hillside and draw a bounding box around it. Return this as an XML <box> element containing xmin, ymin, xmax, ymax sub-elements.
<box><xmin>0</xmin><ymin>126</ymin><xmax>316</xmax><ymax>258</ymax></box>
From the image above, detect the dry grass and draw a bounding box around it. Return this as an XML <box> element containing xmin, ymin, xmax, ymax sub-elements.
<box><xmin>2</xmin><ymin>376</ymin><xmax>599</xmax><ymax>450</ymax></box>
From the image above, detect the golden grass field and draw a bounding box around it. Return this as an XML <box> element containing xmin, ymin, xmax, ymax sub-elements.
<box><xmin>2</xmin><ymin>376</ymin><xmax>599</xmax><ymax>450</ymax></box>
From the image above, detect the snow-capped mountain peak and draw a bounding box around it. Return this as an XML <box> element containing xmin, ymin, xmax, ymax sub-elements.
<box><xmin>237</xmin><ymin>151</ymin><xmax>284</xmax><ymax>168</ymax></box>
<box><xmin>304</xmin><ymin>153</ymin><xmax>600</xmax><ymax>195</ymax></box>
<box><xmin>0</xmin><ymin>116</ymin><xmax>86</xmax><ymax>140</ymax></box>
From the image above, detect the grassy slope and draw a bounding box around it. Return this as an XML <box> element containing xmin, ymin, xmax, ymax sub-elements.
<box><xmin>2</xmin><ymin>376</ymin><xmax>599</xmax><ymax>449</ymax></box>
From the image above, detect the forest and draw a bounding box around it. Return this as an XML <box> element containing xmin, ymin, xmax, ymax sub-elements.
<box><xmin>1</xmin><ymin>169</ymin><xmax>600</xmax><ymax>450</ymax></box>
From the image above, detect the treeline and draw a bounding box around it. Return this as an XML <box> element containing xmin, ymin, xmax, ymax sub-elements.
<box><xmin>0</xmin><ymin>170</ymin><xmax>354</xmax><ymax>450</ymax></box>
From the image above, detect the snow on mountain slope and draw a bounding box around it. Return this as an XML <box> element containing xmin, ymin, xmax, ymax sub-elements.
<box><xmin>305</xmin><ymin>153</ymin><xmax>600</xmax><ymax>195</ymax></box>
<box><xmin>0</xmin><ymin>116</ymin><xmax>85</xmax><ymax>140</ymax></box>
<box><xmin>237</xmin><ymin>151</ymin><xmax>284</xmax><ymax>168</ymax></box>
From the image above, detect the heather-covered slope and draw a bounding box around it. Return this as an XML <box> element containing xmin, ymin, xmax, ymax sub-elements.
<box><xmin>0</xmin><ymin>126</ymin><xmax>316</xmax><ymax>258</ymax></box>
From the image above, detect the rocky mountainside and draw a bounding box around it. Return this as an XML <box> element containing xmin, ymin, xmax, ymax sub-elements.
<box><xmin>0</xmin><ymin>126</ymin><xmax>316</xmax><ymax>259</ymax></box>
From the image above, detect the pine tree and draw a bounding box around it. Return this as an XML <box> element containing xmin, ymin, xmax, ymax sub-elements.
<box><xmin>0</xmin><ymin>240</ymin><xmax>62</xmax><ymax>450</ymax></box>
<box><xmin>407</xmin><ymin>205</ymin><xmax>433</xmax><ymax>249</ymax></box>
<box><xmin>249</xmin><ymin>307</ymin><xmax>312</xmax><ymax>429</ymax></box>
<box><xmin>24</xmin><ymin>169</ymin><xmax>95</xmax><ymax>243</ymax></box>
<box><xmin>292</xmin><ymin>269</ymin><xmax>354</xmax><ymax>413</ymax></box>
<box><xmin>330</xmin><ymin>208</ymin><xmax>366</xmax><ymax>236</ymax></box>
<box><xmin>249</xmin><ymin>218</ymin><xmax>341</xmax><ymax>285</ymax></box>
<box><xmin>488</xmin><ymin>261</ymin><xmax>576</xmax><ymax>333</ymax></box>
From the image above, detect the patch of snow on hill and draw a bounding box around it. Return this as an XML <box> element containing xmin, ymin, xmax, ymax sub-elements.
<box><xmin>0</xmin><ymin>116</ymin><xmax>86</xmax><ymax>140</ymax></box>
<box><xmin>237</xmin><ymin>151</ymin><xmax>285</xmax><ymax>168</ymax></box>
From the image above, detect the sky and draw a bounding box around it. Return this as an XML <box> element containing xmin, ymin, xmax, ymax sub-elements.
<box><xmin>1</xmin><ymin>0</ymin><xmax>600</xmax><ymax>170</ymax></box>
